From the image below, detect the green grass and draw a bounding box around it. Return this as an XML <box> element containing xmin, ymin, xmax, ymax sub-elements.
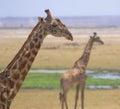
<box><xmin>23</xmin><ymin>73</ymin><xmax>60</xmax><ymax>89</ymax></box>
<box><xmin>22</xmin><ymin>73</ymin><xmax>120</xmax><ymax>89</ymax></box>
<box><xmin>86</xmin><ymin>77</ymin><xmax>120</xmax><ymax>88</ymax></box>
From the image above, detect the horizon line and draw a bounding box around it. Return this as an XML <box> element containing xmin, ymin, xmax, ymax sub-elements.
<box><xmin>0</xmin><ymin>15</ymin><xmax>120</xmax><ymax>18</ymax></box>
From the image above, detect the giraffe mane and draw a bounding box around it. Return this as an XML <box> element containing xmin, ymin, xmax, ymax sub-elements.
<box><xmin>4</xmin><ymin>22</ymin><xmax>40</xmax><ymax>71</ymax></box>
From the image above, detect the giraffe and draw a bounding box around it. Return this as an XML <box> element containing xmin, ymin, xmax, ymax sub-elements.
<box><xmin>59</xmin><ymin>32</ymin><xmax>104</xmax><ymax>109</ymax></box>
<box><xmin>0</xmin><ymin>9</ymin><xmax>73</xmax><ymax>109</ymax></box>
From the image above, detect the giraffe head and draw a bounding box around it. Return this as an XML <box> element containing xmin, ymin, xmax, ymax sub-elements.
<box><xmin>38</xmin><ymin>9</ymin><xmax>73</xmax><ymax>41</ymax></box>
<box><xmin>90</xmin><ymin>32</ymin><xmax>104</xmax><ymax>44</ymax></box>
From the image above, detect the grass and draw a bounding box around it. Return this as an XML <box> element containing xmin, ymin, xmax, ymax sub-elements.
<box><xmin>0</xmin><ymin>28</ymin><xmax>120</xmax><ymax>70</ymax></box>
<box><xmin>23</xmin><ymin>73</ymin><xmax>60</xmax><ymax>89</ymax></box>
<box><xmin>11</xmin><ymin>89</ymin><xmax>120</xmax><ymax>109</ymax></box>
<box><xmin>87</xmin><ymin>77</ymin><xmax>120</xmax><ymax>88</ymax></box>
<box><xmin>1</xmin><ymin>28</ymin><xmax>120</xmax><ymax>109</ymax></box>
<box><xmin>22</xmin><ymin>73</ymin><xmax>120</xmax><ymax>89</ymax></box>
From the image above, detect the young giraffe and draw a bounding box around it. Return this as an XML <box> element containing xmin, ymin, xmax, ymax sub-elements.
<box><xmin>0</xmin><ymin>9</ymin><xmax>73</xmax><ymax>109</ymax></box>
<box><xmin>60</xmin><ymin>32</ymin><xmax>104</xmax><ymax>109</ymax></box>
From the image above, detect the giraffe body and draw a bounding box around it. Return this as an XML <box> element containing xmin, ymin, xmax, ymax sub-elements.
<box><xmin>60</xmin><ymin>32</ymin><xmax>104</xmax><ymax>109</ymax></box>
<box><xmin>0</xmin><ymin>9</ymin><xmax>73</xmax><ymax>109</ymax></box>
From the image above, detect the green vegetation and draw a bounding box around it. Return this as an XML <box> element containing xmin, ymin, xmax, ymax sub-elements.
<box><xmin>0</xmin><ymin>29</ymin><xmax>120</xmax><ymax>89</ymax></box>
<box><xmin>86</xmin><ymin>77</ymin><xmax>120</xmax><ymax>88</ymax></box>
<box><xmin>23</xmin><ymin>73</ymin><xmax>60</xmax><ymax>89</ymax></box>
<box><xmin>22</xmin><ymin>73</ymin><xmax>120</xmax><ymax>89</ymax></box>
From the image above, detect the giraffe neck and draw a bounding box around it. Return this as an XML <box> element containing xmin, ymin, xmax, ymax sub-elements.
<box><xmin>2</xmin><ymin>22</ymin><xmax>46</xmax><ymax>100</ymax></box>
<box><xmin>74</xmin><ymin>38</ymin><xmax>93</xmax><ymax>69</ymax></box>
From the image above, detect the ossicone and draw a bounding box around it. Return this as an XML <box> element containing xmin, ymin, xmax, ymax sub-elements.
<box><xmin>45</xmin><ymin>9</ymin><xmax>52</xmax><ymax>22</ymax></box>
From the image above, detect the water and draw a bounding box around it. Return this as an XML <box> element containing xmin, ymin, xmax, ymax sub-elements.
<box><xmin>30</xmin><ymin>69</ymin><xmax>93</xmax><ymax>74</ymax></box>
<box><xmin>30</xmin><ymin>69</ymin><xmax>120</xmax><ymax>80</ymax></box>
<box><xmin>29</xmin><ymin>69</ymin><xmax>120</xmax><ymax>89</ymax></box>
<box><xmin>30</xmin><ymin>69</ymin><xmax>66</xmax><ymax>73</ymax></box>
<box><xmin>88</xmin><ymin>85</ymin><xmax>113</xmax><ymax>89</ymax></box>
<box><xmin>91</xmin><ymin>73</ymin><xmax>120</xmax><ymax>80</ymax></box>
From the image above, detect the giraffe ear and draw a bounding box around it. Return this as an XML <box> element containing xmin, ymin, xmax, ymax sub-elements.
<box><xmin>56</xmin><ymin>18</ymin><xmax>61</xmax><ymax>22</ymax></box>
<box><xmin>38</xmin><ymin>17</ymin><xmax>44</xmax><ymax>22</ymax></box>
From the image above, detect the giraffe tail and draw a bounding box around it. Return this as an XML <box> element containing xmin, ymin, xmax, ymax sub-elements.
<box><xmin>59</xmin><ymin>92</ymin><xmax>63</xmax><ymax>103</ymax></box>
<box><xmin>59</xmin><ymin>79</ymin><xmax>63</xmax><ymax>104</ymax></box>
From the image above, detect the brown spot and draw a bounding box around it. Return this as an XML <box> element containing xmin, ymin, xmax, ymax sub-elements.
<box><xmin>39</xmin><ymin>34</ymin><xmax>43</xmax><ymax>39</ymax></box>
<box><xmin>1</xmin><ymin>92</ymin><xmax>7</xmax><ymax>102</ymax></box>
<box><xmin>20</xmin><ymin>75</ymin><xmax>26</xmax><ymax>80</ymax></box>
<box><xmin>33</xmin><ymin>38</ymin><xmax>38</xmax><ymax>43</ymax></box>
<box><xmin>35</xmin><ymin>43</ymin><xmax>41</xmax><ymax>49</ymax></box>
<box><xmin>12</xmin><ymin>71</ymin><xmax>20</xmax><ymax>80</ymax></box>
<box><xmin>30</xmin><ymin>41</ymin><xmax>34</xmax><ymax>49</ymax></box>
<box><xmin>32</xmin><ymin>49</ymin><xmax>37</xmax><ymax>56</ymax></box>
<box><xmin>29</xmin><ymin>56</ymin><xmax>34</xmax><ymax>62</ymax></box>
<box><xmin>25</xmin><ymin>51</ymin><xmax>31</xmax><ymax>57</ymax></box>
<box><xmin>27</xmin><ymin>64</ymin><xmax>31</xmax><ymax>70</ymax></box>
<box><xmin>8</xmin><ymin>79</ymin><xmax>14</xmax><ymax>89</ymax></box>
<box><xmin>21</xmin><ymin>69</ymin><xmax>27</xmax><ymax>74</ymax></box>
<box><xmin>36</xmin><ymin>33</ymin><xmax>39</xmax><ymax>36</ymax></box>
<box><xmin>25</xmin><ymin>46</ymin><xmax>29</xmax><ymax>51</ymax></box>
<box><xmin>19</xmin><ymin>60</ymin><xmax>27</xmax><ymax>70</ymax></box>
<box><xmin>16</xmin><ymin>81</ymin><xmax>22</xmax><ymax>90</ymax></box>
<box><xmin>22</xmin><ymin>50</ymin><xmax>25</xmax><ymax>56</ymax></box>
<box><xmin>20</xmin><ymin>58</ymin><xmax>24</xmax><ymax>64</ymax></box>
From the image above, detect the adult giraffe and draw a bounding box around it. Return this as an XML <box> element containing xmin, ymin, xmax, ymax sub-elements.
<box><xmin>0</xmin><ymin>9</ymin><xmax>73</xmax><ymax>109</ymax></box>
<box><xmin>60</xmin><ymin>32</ymin><xmax>104</xmax><ymax>109</ymax></box>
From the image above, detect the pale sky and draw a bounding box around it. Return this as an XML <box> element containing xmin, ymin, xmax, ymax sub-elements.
<box><xmin>0</xmin><ymin>0</ymin><xmax>120</xmax><ymax>17</ymax></box>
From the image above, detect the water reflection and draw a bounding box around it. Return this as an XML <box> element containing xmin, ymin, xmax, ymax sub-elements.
<box><xmin>30</xmin><ymin>69</ymin><xmax>120</xmax><ymax>80</ymax></box>
<box><xmin>91</xmin><ymin>73</ymin><xmax>120</xmax><ymax>80</ymax></box>
<box><xmin>88</xmin><ymin>85</ymin><xmax>113</xmax><ymax>89</ymax></box>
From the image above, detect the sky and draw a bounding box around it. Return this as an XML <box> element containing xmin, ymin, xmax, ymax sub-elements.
<box><xmin>0</xmin><ymin>0</ymin><xmax>120</xmax><ymax>17</ymax></box>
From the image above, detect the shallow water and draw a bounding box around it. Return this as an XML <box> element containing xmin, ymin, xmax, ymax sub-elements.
<box><xmin>88</xmin><ymin>85</ymin><xmax>120</xmax><ymax>89</ymax></box>
<box><xmin>29</xmin><ymin>69</ymin><xmax>120</xmax><ymax>89</ymax></box>
<box><xmin>30</xmin><ymin>69</ymin><xmax>120</xmax><ymax>80</ymax></box>
<box><xmin>91</xmin><ymin>73</ymin><xmax>120</xmax><ymax>80</ymax></box>
<box><xmin>30</xmin><ymin>69</ymin><xmax>66</xmax><ymax>73</ymax></box>
<box><xmin>88</xmin><ymin>85</ymin><xmax>113</xmax><ymax>89</ymax></box>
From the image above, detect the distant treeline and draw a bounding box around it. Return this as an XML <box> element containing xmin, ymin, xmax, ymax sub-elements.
<box><xmin>0</xmin><ymin>16</ymin><xmax>120</xmax><ymax>28</ymax></box>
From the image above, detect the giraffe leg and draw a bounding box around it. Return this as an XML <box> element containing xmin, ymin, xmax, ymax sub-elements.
<box><xmin>7</xmin><ymin>99</ymin><xmax>11</xmax><ymax>109</ymax></box>
<box><xmin>62</xmin><ymin>98</ymin><xmax>64</xmax><ymax>109</ymax></box>
<box><xmin>74</xmin><ymin>85</ymin><xmax>80</xmax><ymax>109</ymax></box>
<box><xmin>63</xmin><ymin>94</ymin><xmax>68</xmax><ymax>109</ymax></box>
<box><xmin>59</xmin><ymin>92</ymin><xmax>64</xmax><ymax>109</ymax></box>
<box><xmin>81</xmin><ymin>84</ymin><xmax>85</xmax><ymax>109</ymax></box>
<box><xmin>0</xmin><ymin>103</ymin><xmax>4</xmax><ymax>109</ymax></box>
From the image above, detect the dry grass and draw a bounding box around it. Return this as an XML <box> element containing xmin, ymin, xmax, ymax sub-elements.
<box><xmin>0</xmin><ymin>28</ymin><xmax>120</xmax><ymax>109</ymax></box>
<box><xmin>11</xmin><ymin>89</ymin><xmax>120</xmax><ymax>109</ymax></box>
<box><xmin>0</xmin><ymin>28</ymin><xmax>120</xmax><ymax>70</ymax></box>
